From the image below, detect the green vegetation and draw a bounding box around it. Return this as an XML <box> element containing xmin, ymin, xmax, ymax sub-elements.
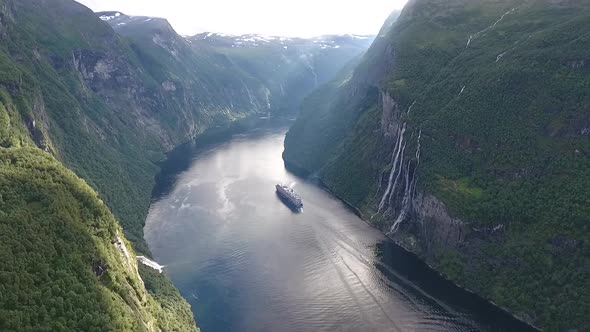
<box><xmin>0</xmin><ymin>0</ymin><xmax>199</xmax><ymax>329</ymax></box>
<box><xmin>0</xmin><ymin>0</ymin><xmax>375</xmax><ymax>329</ymax></box>
<box><xmin>284</xmin><ymin>0</ymin><xmax>590</xmax><ymax>330</ymax></box>
<box><xmin>0</xmin><ymin>142</ymin><xmax>197</xmax><ymax>330</ymax></box>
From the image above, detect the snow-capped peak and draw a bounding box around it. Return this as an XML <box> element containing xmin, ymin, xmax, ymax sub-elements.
<box><xmin>99</xmin><ymin>12</ymin><xmax>121</xmax><ymax>21</ymax></box>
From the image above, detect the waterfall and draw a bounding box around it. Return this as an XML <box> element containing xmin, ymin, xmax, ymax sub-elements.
<box><xmin>466</xmin><ymin>8</ymin><xmax>516</xmax><ymax>48</ymax></box>
<box><xmin>415</xmin><ymin>129</ymin><xmax>422</xmax><ymax>160</ymax></box>
<box><xmin>386</xmin><ymin>141</ymin><xmax>407</xmax><ymax>210</ymax></box>
<box><xmin>458</xmin><ymin>86</ymin><xmax>466</xmax><ymax>97</ymax></box>
<box><xmin>377</xmin><ymin>124</ymin><xmax>406</xmax><ymax>213</ymax></box>
<box><xmin>406</xmin><ymin>100</ymin><xmax>416</xmax><ymax>116</ymax></box>
<box><xmin>388</xmin><ymin>159</ymin><xmax>412</xmax><ymax>234</ymax></box>
<box><xmin>372</xmin><ymin>127</ymin><xmax>403</xmax><ymax>215</ymax></box>
<box><xmin>393</xmin><ymin>130</ymin><xmax>422</xmax><ymax>232</ymax></box>
<box><xmin>374</xmin><ymin>100</ymin><xmax>424</xmax><ymax>228</ymax></box>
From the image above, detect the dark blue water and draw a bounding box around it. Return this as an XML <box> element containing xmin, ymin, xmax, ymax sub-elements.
<box><xmin>144</xmin><ymin>124</ymin><xmax>536</xmax><ymax>332</ymax></box>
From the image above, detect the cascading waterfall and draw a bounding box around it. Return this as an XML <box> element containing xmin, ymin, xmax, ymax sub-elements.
<box><xmin>373</xmin><ymin>95</ymin><xmax>424</xmax><ymax>234</ymax></box>
<box><xmin>373</xmin><ymin>119</ymin><xmax>423</xmax><ymax>233</ymax></box>
<box><xmin>387</xmin><ymin>129</ymin><xmax>422</xmax><ymax>234</ymax></box>
<box><xmin>388</xmin><ymin>159</ymin><xmax>412</xmax><ymax>234</ymax></box>
<box><xmin>386</xmin><ymin>141</ymin><xmax>407</xmax><ymax>210</ymax></box>
<box><xmin>376</xmin><ymin>123</ymin><xmax>406</xmax><ymax>214</ymax></box>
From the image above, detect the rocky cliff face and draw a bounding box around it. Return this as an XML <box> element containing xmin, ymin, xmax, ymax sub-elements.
<box><xmin>0</xmin><ymin>0</ymin><xmax>375</xmax><ymax>329</ymax></box>
<box><xmin>374</xmin><ymin>89</ymin><xmax>469</xmax><ymax>260</ymax></box>
<box><xmin>101</xmin><ymin>11</ymin><xmax>374</xmax><ymax>116</ymax></box>
<box><xmin>283</xmin><ymin>0</ymin><xmax>590</xmax><ymax>330</ymax></box>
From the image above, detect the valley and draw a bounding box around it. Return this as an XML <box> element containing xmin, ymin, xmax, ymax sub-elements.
<box><xmin>0</xmin><ymin>0</ymin><xmax>587</xmax><ymax>330</ymax></box>
<box><xmin>284</xmin><ymin>0</ymin><xmax>590</xmax><ymax>330</ymax></box>
<box><xmin>0</xmin><ymin>0</ymin><xmax>371</xmax><ymax>330</ymax></box>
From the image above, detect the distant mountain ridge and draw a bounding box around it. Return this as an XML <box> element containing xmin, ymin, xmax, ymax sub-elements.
<box><xmin>98</xmin><ymin>11</ymin><xmax>374</xmax><ymax>115</ymax></box>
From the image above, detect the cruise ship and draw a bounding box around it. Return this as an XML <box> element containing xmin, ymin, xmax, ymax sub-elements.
<box><xmin>275</xmin><ymin>184</ymin><xmax>303</xmax><ymax>211</ymax></box>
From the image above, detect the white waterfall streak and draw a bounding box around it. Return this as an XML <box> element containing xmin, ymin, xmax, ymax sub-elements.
<box><xmin>406</xmin><ymin>100</ymin><xmax>417</xmax><ymax>116</ymax></box>
<box><xmin>491</xmin><ymin>8</ymin><xmax>517</xmax><ymax>28</ymax></box>
<box><xmin>372</xmin><ymin>127</ymin><xmax>403</xmax><ymax>213</ymax></box>
<box><xmin>458</xmin><ymin>85</ymin><xmax>466</xmax><ymax>97</ymax></box>
<box><xmin>466</xmin><ymin>8</ymin><xmax>516</xmax><ymax>48</ymax></box>
<box><xmin>386</xmin><ymin>141</ymin><xmax>407</xmax><ymax>208</ymax></box>
<box><xmin>415</xmin><ymin>129</ymin><xmax>422</xmax><ymax>160</ymax></box>
<box><xmin>389</xmin><ymin>129</ymin><xmax>422</xmax><ymax>234</ymax></box>
<box><xmin>466</xmin><ymin>35</ymin><xmax>474</xmax><ymax>48</ymax></box>
<box><xmin>377</xmin><ymin>124</ymin><xmax>406</xmax><ymax>213</ymax></box>
<box><xmin>495</xmin><ymin>35</ymin><xmax>532</xmax><ymax>63</ymax></box>
<box><xmin>389</xmin><ymin>160</ymin><xmax>412</xmax><ymax>233</ymax></box>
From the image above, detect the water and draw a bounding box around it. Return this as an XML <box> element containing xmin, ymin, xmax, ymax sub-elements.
<box><xmin>144</xmin><ymin>123</ymin><xmax>535</xmax><ymax>332</ymax></box>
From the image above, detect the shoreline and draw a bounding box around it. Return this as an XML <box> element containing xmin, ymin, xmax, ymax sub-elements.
<box><xmin>148</xmin><ymin>122</ymin><xmax>540</xmax><ymax>331</ymax></box>
<box><xmin>283</xmin><ymin>158</ymin><xmax>540</xmax><ymax>332</ymax></box>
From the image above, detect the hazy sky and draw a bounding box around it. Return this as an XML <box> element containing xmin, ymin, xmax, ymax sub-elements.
<box><xmin>75</xmin><ymin>0</ymin><xmax>408</xmax><ymax>37</ymax></box>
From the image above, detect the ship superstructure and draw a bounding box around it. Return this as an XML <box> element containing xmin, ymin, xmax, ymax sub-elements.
<box><xmin>276</xmin><ymin>184</ymin><xmax>303</xmax><ymax>211</ymax></box>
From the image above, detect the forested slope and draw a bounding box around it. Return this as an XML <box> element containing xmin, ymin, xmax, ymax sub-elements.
<box><xmin>0</xmin><ymin>0</ymin><xmax>373</xmax><ymax>329</ymax></box>
<box><xmin>284</xmin><ymin>1</ymin><xmax>590</xmax><ymax>330</ymax></box>
<box><xmin>0</xmin><ymin>83</ymin><xmax>196</xmax><ymax>330</ymax></box>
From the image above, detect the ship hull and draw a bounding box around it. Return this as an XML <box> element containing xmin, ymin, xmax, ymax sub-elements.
<box><xmin>275</xmin><ymin>185</ymin><xmax>303</xmax><ymax>212</ymax></box>
<box><xmin>275</xmin><ymin>191</ymin><xmax>303</xmax><ymax>212</ymax></box>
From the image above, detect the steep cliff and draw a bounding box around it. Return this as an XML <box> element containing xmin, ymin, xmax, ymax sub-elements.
<box><xmin>0</xmin><ymin>0</ymin><xmax>373</xmax><ymax>328</ymax></box>
<box><xmin>100</xmin><ymin>11</ymin><xmax>374</xmax><ymax>116</ymax></box>
<box><xmin>0</xmin><ymin>70</ymin><xmax>196</xmax><ymax>330</ymax></box>
<box><xmin>284</xmin><ymin>1</ymin><xmax>590</xmax><ymax>330</ymax></box>
<box><xmin>189</xmin><ymin>32</ymin><xmax>374</xmax><ymax>114</ymax></box>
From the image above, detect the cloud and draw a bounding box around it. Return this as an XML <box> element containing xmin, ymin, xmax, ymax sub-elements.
<box><xmin>75</xmin><ymin>0</ymin><xmax>408</xmax><ymax>37</ymax></box>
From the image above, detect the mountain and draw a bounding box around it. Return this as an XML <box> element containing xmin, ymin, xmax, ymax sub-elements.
<box><xmin>283</xmin><ymin>1</ymin><xmax>590</xmax><ymax>330</ymax></box>
<box><xmin>0</xmin><ymin>0</ymin><xmax>373</xmax><ymax>329</ymax></box>
<box><xmin>0</xmin><ymin>0</ymin><xmax>198</xmax><ymax>329</ymax></box>
<box><xmin>189</xmin><ymin>32</ymin><xmax>374</xmax><ymax>113</ymax></box>
<box><xmin>99</xmin><ymin>11</ymin><xmax>374</xmax><ymax>114</ymax></box>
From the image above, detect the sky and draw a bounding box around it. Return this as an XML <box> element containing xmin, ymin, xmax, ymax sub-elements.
<box><xmin>75</xmin><ymin>0</ymin><xmax>408</xmax><ymax>37</ymax></box>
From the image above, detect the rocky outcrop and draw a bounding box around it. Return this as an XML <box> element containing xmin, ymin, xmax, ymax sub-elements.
<box><xmin>372</xmin><ymin>90</ymin><xmax>468</xmax><ymax>262</ymax></box>
<box><xmin>0</xmin><ymin>0</ymin><xmax>14</xmax><ymax>39</ymax></box>
<box><xmin>391</xmin><ymin>192</ymin><xmax>469</xmax><ymax>258</ymax></box>
<box><xmin>71</xmin><ymin>48</ymin><xmax>176</xmax><ymax>147</ymax></box>
<box><xmin>284</xmin><ymin>1</ymin><xmax>590</xmax><ymax>329</ymax></box>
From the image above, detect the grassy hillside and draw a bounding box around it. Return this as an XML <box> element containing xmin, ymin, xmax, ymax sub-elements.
<box><xmin>284</xmin><ymin>1</ymin><xmax>590</xmax><ymax>330</ymax></box>
<box><xmin>0</xmin><ymin>94</ymin><xmax>197</xmax><ymax>331</ymax></box>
